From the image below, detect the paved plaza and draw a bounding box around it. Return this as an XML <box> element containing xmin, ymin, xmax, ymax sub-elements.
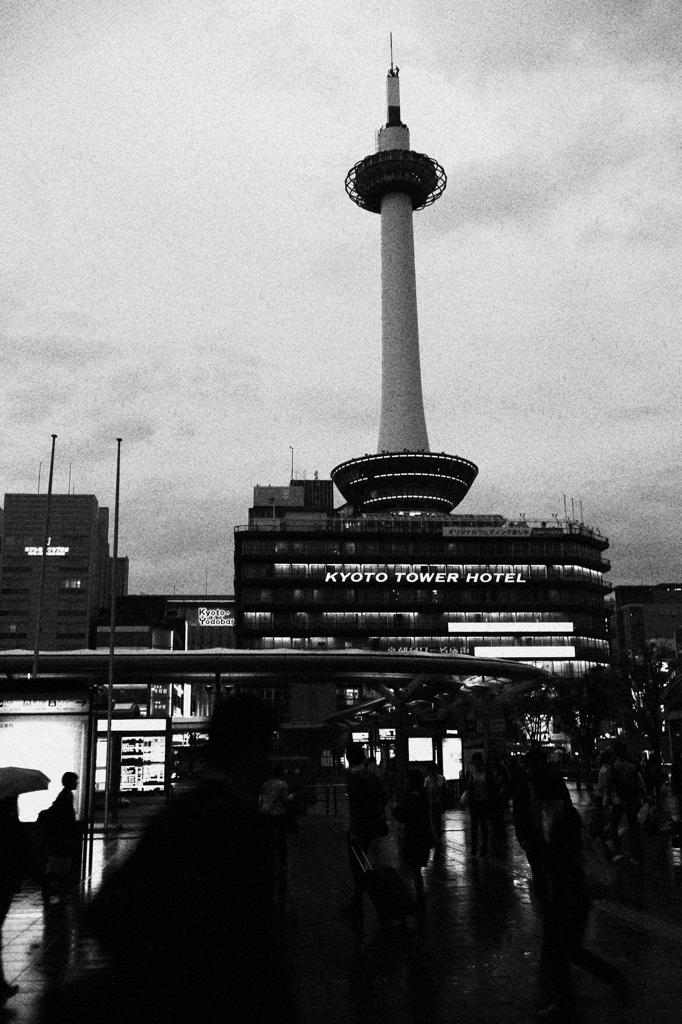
<box><xmin>2</xmin><ymin>791</ymin><xmax>682</xmax><ymax>1024</ymax></box>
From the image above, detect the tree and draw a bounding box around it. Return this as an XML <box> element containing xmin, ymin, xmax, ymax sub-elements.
<box><xmin>550</xmin><ymin>667</ymin><xmax>625</xmax><ymax>791</ymax></box>
<box><xmin>619</xmin><ymin>642</ymin><xmax>671</xmax><ymax>764</ymax></box>
<box><xmin>508</xmin><ymin>685</ymin><xmax>554</xmax><ymax>745</ymax></box>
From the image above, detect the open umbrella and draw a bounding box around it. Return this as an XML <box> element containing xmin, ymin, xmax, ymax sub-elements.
<box><xmin>0</xmin><ymin>767</ymin><xmax>51</xmax><ymax>802</ymax></box>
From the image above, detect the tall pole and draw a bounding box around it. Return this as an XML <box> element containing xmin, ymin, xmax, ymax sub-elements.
<box><xmin>104</xmin><ymin>438</ymin><xmax>122</xmax><ymax>831</ymax></box>
<box><xmin>32</xmin><ymin>434</ymin><xmax>57</xmax><ymax>680</ymax></box>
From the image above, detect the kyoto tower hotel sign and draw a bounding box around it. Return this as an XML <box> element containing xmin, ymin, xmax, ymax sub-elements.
<box><xmin>331</xmin><ymin>66</ymin><xmax>478</xmax><ymax>512</ymax></box>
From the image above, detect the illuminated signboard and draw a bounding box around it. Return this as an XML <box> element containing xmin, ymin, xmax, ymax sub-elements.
<box><xmin>198</xmin><ymin>607</ymin><xmax>235</xmax><ymax>627</ymax></box>
<box><xmin>0</xmin><ymin>696</ymin><xmax>88</xmax><ymax>714</ymax></box>
<box><xmin>324</xmin><ymin>570</ymin><xmax>526</xmax><ymax>584</ymax></box>
<box><xmin>442</xmin><ymin>526</ymin><xmax>531</xmax><ymax>537</ymax></box>
<box><xmin>378</xmin><ymin>728</ymin><xmax>396</xmax><ymax>741</ymax></box>
<box><xmin>24</xmin><ymin>536</ymin><xmax>69</xmax><ymax>556</ymax></box>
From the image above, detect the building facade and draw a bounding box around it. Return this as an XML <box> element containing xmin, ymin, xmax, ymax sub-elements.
<box><xmin>0</xmin><ymin>493</ymin><xmax>128</xmax><ymax>650</ymax></box>
<box><xmin>607</xmin><ymin>584</ymin><xmax>682</xmax><ymax>666</ymax></box>
<box><xmin>96</xmin><ymin>594</ymin><xmax>236</xmax><ymax>651</ymax></box>
<box><xmin>234</xmin><ymin>487</ymin><xmax>611</xmax><ymax>678</ymax></box>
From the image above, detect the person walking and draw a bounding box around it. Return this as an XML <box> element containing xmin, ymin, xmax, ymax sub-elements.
<box><xmin>603</xmin><ymin>741</ymin><xmax>646</xmax><ymax>863</ymax></box>
<box><xmin>463</xmin><ymin>752</ymin><xmax>492</xmax><ymax>857</ymax></box>
<box><xmin>487</xmin><ymin>749</ymin><xmax>512</xmax><ymax>857</ymax></box>
<box><xmin>0</xmin><ymin>797</ymin><xmax>22</xmax><ymax>1003</ymax></box>
<box><xmin>531</xmin><ymin>768</ymin><xmax>630</xmax><ymax>1022</ymax></box>
<box><xmin>342</xmin><ymin>743</ymin><xmax>389</xmax><ymax>925</ymax></box>
<box><xmin>424</xmin><ymin>762</ymin><xmax>446</xmax><ymax>840</ymax></box>
<box><xmin>41</xmin><ymin>772</ymin><xmax>79</xmax><ymax>903</ymax></box>
<box><xmin>512</xmin><ymin>749</ymin><xmax>568</xmax><ymax>911</ymax></box>
<box><xmin>392</xmin><ymin>768</ymin><xmax>435</xmax><ymax>900</ymax></box>
<box><xmin>671</xmin><ymin>753</ymin><xmax>682</xmax><ymax>817</ymax></box>
<box><xmin>42</xmin><ymin>694</ymin><xmax>300</xmax><ymax>1024</ymax></box>
<box><xmin>259</xmin><ymin>763</ymin><xmax>294</xmax><ymax>909</ymax></box>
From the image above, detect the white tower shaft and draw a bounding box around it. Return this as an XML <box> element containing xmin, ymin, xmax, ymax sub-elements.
<box><xmin>378</xmin><ymin>192</ymin><xmax>430</xmax><ymax>452</ymax></box>
<box><xmin>376</xmin><ymin>71</ymin><xmax>430</xmax><ymax>454</ymax></box>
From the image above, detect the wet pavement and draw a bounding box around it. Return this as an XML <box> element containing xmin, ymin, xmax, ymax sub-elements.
<box><xmin>2</xmin><ymin>790</ymin><xmax>682</xmax><ymax>1023</ymax></box>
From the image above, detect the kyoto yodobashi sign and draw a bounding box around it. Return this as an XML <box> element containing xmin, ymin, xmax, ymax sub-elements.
<box><xmin>24</xmin><ymin>537</ymin><xmax>69</xmax><ymax>556</ymax></box>
<box><xmin>198</xmin><ymin>607</ymin><xmax>235</xmax><ymax>627</ymax></box>
<box><xmin>324</xmin><ymin>571</ymin><xmax>527</xmax><ymax>584</ymax></box>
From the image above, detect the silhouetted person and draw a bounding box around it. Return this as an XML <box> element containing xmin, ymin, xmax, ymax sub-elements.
<box><xmin>513</xmin><ymin>750</ymin><xmax>559</xmax><ymax>910</ymax></box>
<box><xmin>392</xmin><ymin>768</ymin><xmax>434</xmax><ymax>900</ymax></box>
<box><xmin>463</xmin><ymin>752</ymin><xmax>492</xmax><ymax>857</ymax></box>
<box><xmin>603</xmin><ymin>740</ymin><xmax>646</xmax><ymax>862</ymax></box>
<box><xmin>342</xmin><ymin>742</ymin><xmax>388</xmax><ymax>924</ymax></box>
<box><xmin>0</xmin><ymin>797</ymin><xmax>22</xmax><ymax>1002</ymax></box>
<box><xmin>259</xmin><ymin>762</ymin><xmax>294</xmax><ymax>908</ymax></box>
<box><xmin>41</xmin><ymin>695</ymin><xmax>300</xmax><ymax>1024</ymax></box>
<box><xmin>487</xmin><ymin>749</ymin><xmax>512</xmax><ymax>857</ymax></box>
<box><xmin>671</xmin><ymin>753</ymin><xmax>682</xmax><ymax>816</ymax></box>
<box><xmin>532</xmin><ymin>768</ymin><xmax>630</xmax><ymax>1021</ymax></box>
<box><xmin>41</xmin><ymin>772</ymin><xmax>79</xmax><ymax>903</ymax></box>
<box><xmin>424</xmin><ymin>762</ymin><xmax>445</xmax><ymax>839</ymax></box>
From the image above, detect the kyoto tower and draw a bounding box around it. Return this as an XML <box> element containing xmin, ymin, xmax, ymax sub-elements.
<box><xmin>331</xmin><ymin>63</ymin><xmax>478</xmax><ymax>513</ymax></box>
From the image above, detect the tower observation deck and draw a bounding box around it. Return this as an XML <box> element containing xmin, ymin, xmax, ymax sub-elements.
<box><xmin>331</xmin><ymin>67</ymin><xmax>477</xmax><ymax>513</ymax></box>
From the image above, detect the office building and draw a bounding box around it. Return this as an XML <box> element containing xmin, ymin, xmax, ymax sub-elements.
<box><xmin>0</xmin><ymin>493</ymin><xmax>128</xmax><ymax>650</ymax></box>
<box><xmin>96</xmin><ymin>594</ymin><xmax>236</xmax><ymax>651</ymax></box>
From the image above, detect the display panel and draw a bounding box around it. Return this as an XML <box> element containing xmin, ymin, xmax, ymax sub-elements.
<box><xmin>408</xmin><ymin>737</ymin><xmax>433</xmax><ymax>762</ymax></box>
<box><xmin>442</xmin><ymin>736</ymin><xmax>463</xmax><ymax>782</ymax></box>
<box><xmin>95</xmin><ymin>734</ymin><xmax>166</xmax><ymax>792</ymax></box>
<box><xmin>0</xmin><ymin>714</ymin><xmax>88</xmax><ymax>821</ymax></box>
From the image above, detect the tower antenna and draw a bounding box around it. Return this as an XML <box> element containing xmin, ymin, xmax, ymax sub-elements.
<box><xmin>390</xmin><ymin>32</ymin><xmax>393</xmax><ymax>72</ymax></box>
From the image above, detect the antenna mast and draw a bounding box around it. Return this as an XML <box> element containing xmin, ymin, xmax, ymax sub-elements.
<box><xmin>390</xmin><ymin>32</ymin><xmax>393</xmax><ymax>72</ymax></box>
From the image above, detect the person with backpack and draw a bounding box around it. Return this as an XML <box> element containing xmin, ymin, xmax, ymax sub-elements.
<box><xmin>603</xmin><ymin>741</ymin><xmax>646</xmax><ymax>863</ymax></box>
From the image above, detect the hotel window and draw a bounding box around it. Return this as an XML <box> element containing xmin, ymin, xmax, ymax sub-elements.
<box><xmin>243</xmin><ymin>563</ymin><xmax>269</xmax><ymax>579</ymax></box>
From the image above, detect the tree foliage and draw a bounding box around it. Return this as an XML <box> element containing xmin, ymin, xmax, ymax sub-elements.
<box><xmin>550</xmin><ymin>667</ymin><xmax>625</xmax><ymax>786</ymax></box>
<box><xmin>618</xmin><ymin>643</ymin><xmax>670</xmax><ymax>762</ymax></box>
<box><xmin>507</xmin><ymin>685</ymin><xmax>554</xmax><ymax>745</ymax></box>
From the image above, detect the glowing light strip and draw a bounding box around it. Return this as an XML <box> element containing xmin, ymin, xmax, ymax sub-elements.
<box><xmin>473</xmin><ymin>646</ymin><xmax>575</xmax><ymax>659</ymax></box>
<box><xmin>450</xmin><ymin>622</ymin><xmax>574</xmax><ymax>634</ymax></box>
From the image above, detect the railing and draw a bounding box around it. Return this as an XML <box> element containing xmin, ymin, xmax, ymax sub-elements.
<box><xmin>236</xmin><ymin>516</ymin><xmax>606</xmax><ymax>542</ymax></box>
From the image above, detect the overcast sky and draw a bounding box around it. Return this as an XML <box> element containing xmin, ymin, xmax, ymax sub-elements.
<box><xmin>2</xmin><ymin>0</ymin><xmax>681</xmax><ymax>594</ymax></box>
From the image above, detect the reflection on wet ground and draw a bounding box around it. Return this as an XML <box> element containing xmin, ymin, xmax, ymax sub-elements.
<box><xmin>2</xmin><ymin>792</ymin><xmax>681</xmax><ymax>1023</ymax></box>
